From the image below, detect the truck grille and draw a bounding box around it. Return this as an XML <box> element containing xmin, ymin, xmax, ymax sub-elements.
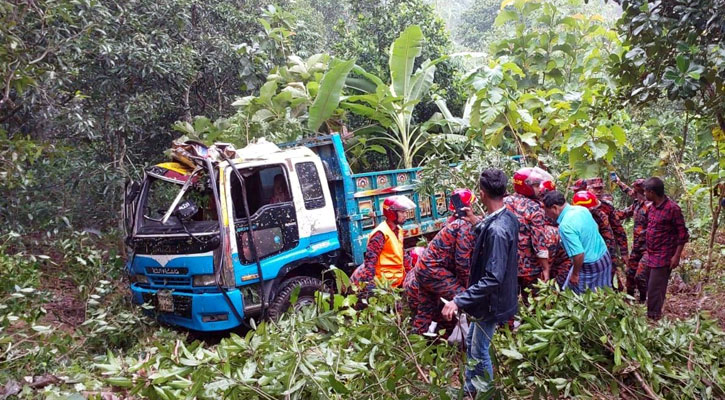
<box><xmin>142</xmin><ymin>292</ymin><xmax>193</xmax><ymax>319</ymax></box>
<box><xmin>148</xmin><ymin>276</ymin><xmax>192</xmax><ymax>287</ymax></box>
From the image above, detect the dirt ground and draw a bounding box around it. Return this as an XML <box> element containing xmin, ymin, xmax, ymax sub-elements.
<box><xmin>664</xmin><ymin>272</ymin><xmax>725</xmax><ymax>329</ymax></box>
<box><xmin>663</xmin><ymin>231</ymin><xmax>725</xmax><ymax>329</ymax></box>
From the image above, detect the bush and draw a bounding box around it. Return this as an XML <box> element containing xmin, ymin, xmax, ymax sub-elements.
<box><xmin>491</xmin><ymin>283</ymin><xmax>725</xmax><ymax>399</ymax></box>
<box><xmin>95</xmin><ymin>286</ymin><xmax>464</xmax><ymax>399</ymax></box>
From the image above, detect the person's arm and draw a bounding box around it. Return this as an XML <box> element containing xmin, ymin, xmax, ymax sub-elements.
<box><xmin>355</xmin><ymin>231</ymin><xmax>385</xmax><ymax>291</ymax></box>
<box><xmin>670</xmin><ymin>204</ymin><xmax>689</xmax><ymax>269</ymax></box>
<box><xmin>616</xmin><ymin>180</ymin><xmax>636</xmax><ymax>199</ymax></box>
<box><xmin>616</xmin><ymin>203</ymin><xmax>634</xmax><ymax>222</ymax></box>
<box><xmin>418</xmin><ymin>225</ymin><xmax>461</xmax><ymax>295</ymax></box>
<box><xmin>569</xmin><ymin>253</ymin><xmax>584</xmax><ymax>286</ymax></box>
<box><xmin>530</xmin><ymin>207</ymin><xmax>551</xmax><ymax>280</ymax></box>
<box><xmin>453</xmin><ymin>222</ymin><xmax>475</xmax><ymax>285</ymax></box>
<box><xmin>609</xmin><ymin>209</ymin><xmax>629</xmax><ymax>259</ymax></box>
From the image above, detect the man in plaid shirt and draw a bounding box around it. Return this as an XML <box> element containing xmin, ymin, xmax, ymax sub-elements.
<box><xmin>643</xmin><ymin>177</ymin><xmax>689</xmax><ymax>320</ymax></box>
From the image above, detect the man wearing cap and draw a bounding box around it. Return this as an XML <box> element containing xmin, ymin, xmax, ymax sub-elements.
<box><xmin>614</xmin><ymin>177</ymin><xmax>651</xmax><ymax>301</ymax></box>
<box><xmin>412</xmin><ymin>189</ymin><xmax>477</xmax><ymax>335</ymax></box>
<box><xmin>586</xmin><ymin>177</ymin><xmax>629</xmax><ymax>283</ymax></box>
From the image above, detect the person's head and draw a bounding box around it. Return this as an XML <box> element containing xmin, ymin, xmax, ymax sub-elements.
<box><xmin>513</xmin><ymin>167</ymin><xmax>554</xmax><ymax>199</ymax></box>
<box><xmin>478</xmin><ymin>169</ymin><xmax>507</xmax><ymax>209</ymax></box>
<box><xmin>382</xmin><ymin>195</ymin><xmax>416</xmax><ymax>225</ymax></box>
<box><xmin>571</xmin><ymin>190</ymin><xmax>600</xmax><ymax>209</ymax></box>
<box><xmin>406</xmin><ymin>246</ymin><xmax>425</xmax><ymax>270</ymax></box>
<box><xmin>632</xmin><ymin>178</ymin><xmax>646</xmax><ymax>200</ymax></box>
<box><xmin>542</xmin><ymin>190</ymin><xmax>567</xmax><ymax>221</ymax></box>
<box><xmin>273</xmin><ymin>174</ymin><xmax>287</xmax><ymax>197</ymax></box>
<box><xmin>643</xmin><ymin>177</ymin><xmax>665</xmax><ymax>201</ymax></box>
<box><xmin>586</xmin><ymin>177</ymin><xmax>605</xmax><ymax>196</ymax></box>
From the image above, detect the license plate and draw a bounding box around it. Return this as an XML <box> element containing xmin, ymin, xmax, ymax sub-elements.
<box><xmin>157</xmin><ymin>290</ymin><xmax>174</xmax><ymax>313</ymax></box>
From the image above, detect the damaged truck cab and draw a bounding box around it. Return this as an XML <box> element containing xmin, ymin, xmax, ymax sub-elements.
<box><xmin>124</xmin><ymin>134</ymin><xmax>450</xmax><ymax>331</ymax></box>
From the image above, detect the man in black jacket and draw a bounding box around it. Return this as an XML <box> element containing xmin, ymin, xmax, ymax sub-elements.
<box><xmin>442</xmin><ymin>169</ymin><xmax>520</xmax><ymax>394</ymax></box>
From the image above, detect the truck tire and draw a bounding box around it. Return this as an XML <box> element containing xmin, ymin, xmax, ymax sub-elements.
<box><xmin>267</xmin><ymin>276</ymin><xmax>325</xmax><ymax>321</ymax></box>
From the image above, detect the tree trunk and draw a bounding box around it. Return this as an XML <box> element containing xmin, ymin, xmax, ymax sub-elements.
<box><xmin>678</xmin><ymin>112</ymin><xmax>689</xmax><ymax>163</ymax></box>
<box><xmin>705</xmin><ymin>185</ymin><xmax>723</xmax><ymax>278</ymax></box>
<box><xmin>183</xmin><ymin>85</ymin><xmax>192</xmax><ymax>123</ymax></box>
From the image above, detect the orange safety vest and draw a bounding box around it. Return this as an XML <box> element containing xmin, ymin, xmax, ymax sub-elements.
<box><xmin>370</xmin><ymin>221</ymin><xmax>405</xmax><ymax>287</ymax></box>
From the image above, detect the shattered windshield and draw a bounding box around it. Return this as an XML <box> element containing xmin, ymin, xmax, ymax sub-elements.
<box><xmin>137</xmin><ymin>174</ymin><xmax>219</xmax><ymax>235</ymax></box>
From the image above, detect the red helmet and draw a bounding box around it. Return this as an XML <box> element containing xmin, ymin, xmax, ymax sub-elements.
<box><xmin>572</xmin><ymin>190</ymin><xmax>600</xmax><ymax>209</ymax></box>
<box><xmin>383</xmin><ymin>195</ymin><xmax>416</xmax><ymax>223</ymax></box>
<box><xmin>632</xmin><ymin>178</ymin><xmax>645</xmax><ymax>193</ymax></box>
<box><xmin>448</xmin><ymin>188</ymin><xmax>476</xmax><ymax>212</ymax></box>
<box><xmin>407</xmin><ymin>246</ymin><xmax>425</xmax><ymax>270</ymax></box>
<box><xmin>540</xmin><ymin>180</ymin><xmax>556</xmax><ymax>194</ymax></box>
<box><xmin>513</xmin><ymin>167</ymin><xmax>554</xmax><ymax>198</ymax></box>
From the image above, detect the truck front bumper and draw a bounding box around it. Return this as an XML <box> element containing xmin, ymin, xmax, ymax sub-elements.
<box><xmin>130</xmin><ymin>283</ymin><xmax>244</xmax><ymax>331</ymax></box>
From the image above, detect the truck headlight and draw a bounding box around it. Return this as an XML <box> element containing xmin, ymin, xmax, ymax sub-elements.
<box><xmin>193</xmin><ymin>274</ymin><xmax>217</xmax><ymax>287</ymax></box>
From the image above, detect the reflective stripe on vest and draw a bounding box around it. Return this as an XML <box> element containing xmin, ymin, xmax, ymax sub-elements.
<box><xmin>371</xmin><ymin>221</ymin><xmax>405</xmax><ymax>287</ymax></box>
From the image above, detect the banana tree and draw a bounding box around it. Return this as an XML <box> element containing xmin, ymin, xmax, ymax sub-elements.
<box><xmin>342</xmin><ymin>25</ymin><xmax>448</xmax><ymax>168</ymax></box>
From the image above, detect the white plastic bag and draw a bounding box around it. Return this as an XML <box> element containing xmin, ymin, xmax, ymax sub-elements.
<box><xmin>447</xmin><ymin>314</ymin><xmax>470</xmax><ymax>344</ymax></box>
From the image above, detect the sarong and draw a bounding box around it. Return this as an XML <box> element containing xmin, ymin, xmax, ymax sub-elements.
<box><xmin>563</xmin><ymin>251</ymin><xmax>612</xmax><ymax>294</ymax></box>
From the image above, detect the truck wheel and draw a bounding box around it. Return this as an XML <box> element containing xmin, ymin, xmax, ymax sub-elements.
<box><xmin>267</xmin><ymin>276</ymin><xmax>326</xmax><ymax>321</ymax></box>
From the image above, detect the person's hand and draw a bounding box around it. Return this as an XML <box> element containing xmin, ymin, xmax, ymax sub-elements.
<box><xmin>542</xmin><ymin>269</ymin><xmax>550</xmax><ymax>282</ymax></box>
<box><xmin>461</xmin><ymin>207</ymin><xmax>481</xmax><ymax>225</ymax></box>
<box><xmin>670</xmin><ymin>255</ymin><xmax>681</xmax><ymax>269</ymax></box>
<box><xmin>442</xmin><ymin>300</ymin><xmax>458</xmax><ymax>321</ymax></box>
<box><xmin>569</xmin><ymin>270</ymin><xmax>580</xmax><ymax>287</ymax></box>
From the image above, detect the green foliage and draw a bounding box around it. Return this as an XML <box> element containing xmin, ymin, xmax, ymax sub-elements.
<box><xmin>0</xmin><ymin>233</ymin><xmax>156</xmax><ymax>384</ymax></box>
<box><xmin>493</xmin><ymin>283</ymin><xmax>725</xmax><ymax>399</ymax></box>
<box><xmin>95</xmin><ymin>286</ymin><xmax>461</xmax><ymax>399</ymax></box>
<box><xmin>464</xmin><ymin>1</ymin><xmax>625</xmax><ymax>176</ymax></box>
<box><xmin>333</xmin><ymin>0</ymin><xmax>464</xmax><ymax>122</ymax></box>
<box><xmin>417</xmin><ymin>142</ymin><xmax>522</xmax><ymax>213</ymax></box>
<box><xmin>0</xmin><ymin>0</ymin><xmax>309</xmax><ymax>234</ymax></box>
<box><xmin>452</xmin><ymin>0</ymin><xmax>500</xmax><ymax>52</ymax></box>
<box><xmin>343</xmin><ymin>26</ymin><xmax>451</xmax><ymax>168</ymax></box>
<box><xmin>613</xmin><ymin>0</ymin><xmax>724</xmax><ymax>124</ymax></box>
<box><xmin>176</xmin><ymin>53</ymin><xmax>355</xmax><ymax>146</ymax></box>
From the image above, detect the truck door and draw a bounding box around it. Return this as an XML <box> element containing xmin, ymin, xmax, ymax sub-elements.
<box><xmin>228</xmin><ymin>164</ymin><xmax>299</xmax><ymax>280</ymax></box>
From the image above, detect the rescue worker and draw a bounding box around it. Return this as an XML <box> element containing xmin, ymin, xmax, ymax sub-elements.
<box><xmin>544</xmin><ymin>223</ymin><xmax>573</xmax><ymax>288</ymax></box>
<box><xmin>350</xmin><ymin>195</ymin><xmax>417</xmax><ymax>295</ymax></box>
<box><xmin>614</xmin><ymin>178</ymin><xmax>651</xmax><ymax>301</ymax></box>
<box><xmin>572</xmin><ymin>191</ymin><xmax>619</xmax><ymax>283</ymax></box>
<box><xmin>586</xmin><ymin>177</ymin><xmax>629</xmax><ymax>283</ymax></box>
<box><xmin>411</xmin><ymin>189</ymin><xmax>476</xmax><ymax>335</ymax></box>
<box><xmin>540</xmin><ymin>181</ymin><xmax>572</xmax><ymax>288</ymax></box>
<box><xmin>504</xmin><ymin>167</ymin><xmax>552</xmax><ymax>298</ymax></box>
<box><xmin>403</xmin><ymin>246</ymin><xmax>425</xmax><ymax>321</ymax></box>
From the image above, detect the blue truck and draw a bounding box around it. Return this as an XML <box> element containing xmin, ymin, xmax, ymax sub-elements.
<box><xmin>123</xmin><ymin>134</ymin><xmax>451</xmax><ymax>331</ymax></box>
